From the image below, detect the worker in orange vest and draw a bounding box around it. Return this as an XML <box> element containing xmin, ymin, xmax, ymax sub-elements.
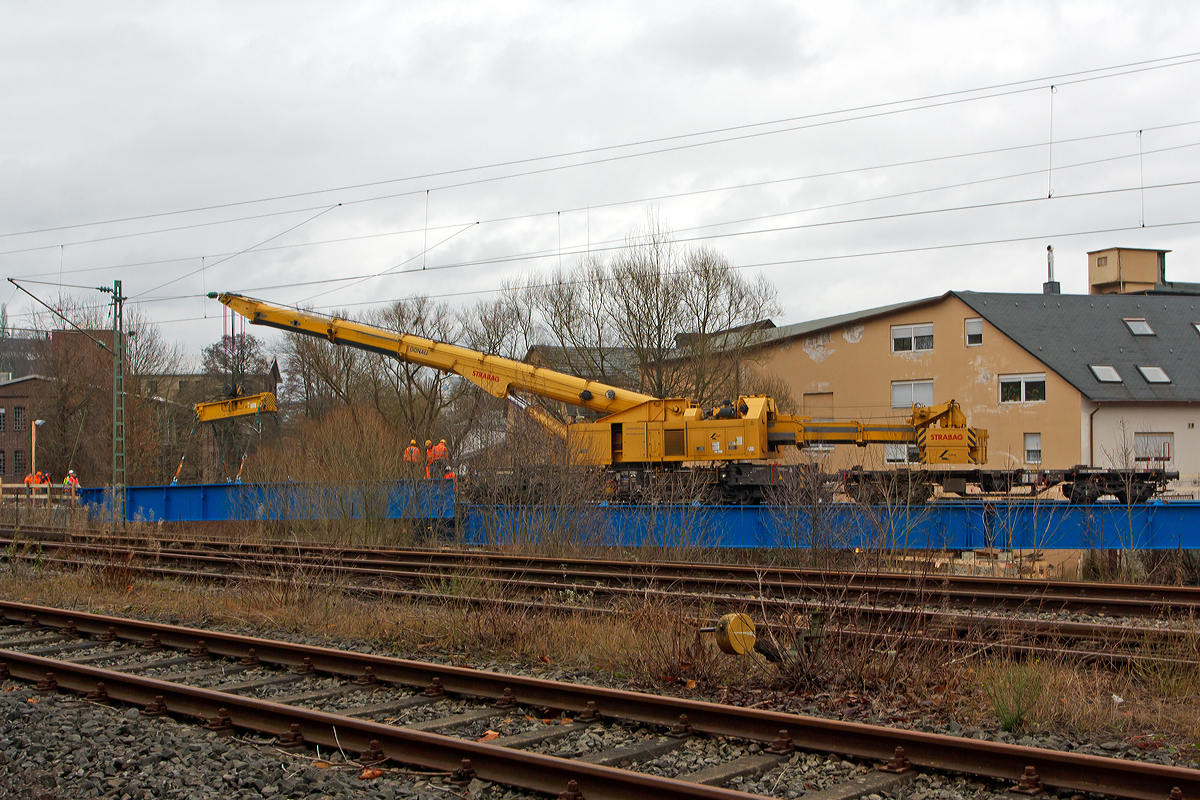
<box><xmin>424</xmin><ymin>440</ymin><xmax>434</xmax><ymax>479</ymax></box>
<box><xmin>64</xmin><ymin>471</ymin><xmax>80</xmax><ymax>504</ymax></box>
<box><xmin>23</xmin><ymin>472</ymin><xmax>33</xmax><ymax>497</ymax></box>
<box><xmin>426</xmin><ymin>439</ymin><xmax>448</xmax><ymax>478</ymax></box>
<box><xmin>404</xmin><ymin>438</ymin><xmax>422</xmax><ymax>481</ymax></box>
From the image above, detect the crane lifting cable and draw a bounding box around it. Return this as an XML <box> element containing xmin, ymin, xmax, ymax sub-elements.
<box><xmin>171</xmin><ymin>305</ymin><xmax>279</xmax><ymax>484</ymax></box>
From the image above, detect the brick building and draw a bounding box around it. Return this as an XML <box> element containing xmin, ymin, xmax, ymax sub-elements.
<box><xmin>0</xmin><ymin>375</ymin><xmax>50</xmax><ymax>483</ymax></box>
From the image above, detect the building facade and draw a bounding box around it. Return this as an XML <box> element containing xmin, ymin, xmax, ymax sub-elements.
<box><xmin>748</xmin><ymin>290</ymin><xmax>1200</xmax><ymax>491</ymax></box>
<box><xmin>0</xmin><ymin>375</ymin><xmax>49</xmax><ymax>482</ymax></box>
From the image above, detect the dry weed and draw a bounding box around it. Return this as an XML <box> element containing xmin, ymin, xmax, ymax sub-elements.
<box><xmin>978</xmin><ymin>659</ymin><xmax>1045</xmax><ymax>732</ymax></box>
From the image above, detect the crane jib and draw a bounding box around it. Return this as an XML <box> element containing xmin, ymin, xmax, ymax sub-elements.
<box><xmin>217</xmin><ymin>292</ymin><xmax>988</xmax><ymax>468</ymax></box>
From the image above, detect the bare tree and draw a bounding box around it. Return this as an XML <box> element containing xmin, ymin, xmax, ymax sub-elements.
<box><xmin>531</xmin><ymin>257</ymin><xmax>631</xmax><ymax>388</ymax></box>
<box><xmin>27</xmin><ymin>296</ymin><xmax>191</xmax><ymax>485</ymax></box>
<box><xmin>675</xmin><ymin>246</ymin><xmax>780</xmax><ymax>405</ymax></box>
<box><xmin>280</xmin><ymin>319</ymin><xmax>362</xmax><ymax>420</ymax></box>
<box><xmin>606</xmin><ymin>214</ymin><xmax>690</xmax><ymax>399</ymax></box>
<box><xmin>460</xmin><ymin>279</ymin><xmax>538</xmax><ymax>360</ymax></box>
<box><xmin>368</xmin><ymin>296</ymin><xmax>471</xmax><ymax>441</ymax></box>
<box><xmin>202</xmin><ymin>331</ymin><xmax>269</xmax><ymax>395</ymax></box>
<box><xmin>521</xmin><ymin>213</ymin><xmax>780</xmax><ymax>407</ymax></box>
<box><xmin>126</xmin><ymin>308</ymin><xmax>188</xmax><ymax>386</ymax></box>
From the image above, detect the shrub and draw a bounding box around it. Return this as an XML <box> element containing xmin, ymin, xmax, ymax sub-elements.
<box><xmin>981</xmin><ymin>660</ymin><xmax>1045</xmax><ymax>732</ymax></box>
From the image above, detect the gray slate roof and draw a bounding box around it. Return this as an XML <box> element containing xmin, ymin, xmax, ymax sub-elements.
<box><xmin>754</xmin><ymin>290</ymin><xmax>1200</xmax><ymax>404</ymax></box>
<box><xmin>746</xmin><ymin>295</ymin><xmax>944</xmax><ymax>348</ymax></box>
<box><xmin>954</xmin><ymin>292</ymin><xmax>1200</xmax><ymax>402</ymax></box>
<box><xmin>524</xmin><ymin>344</ymin><xmax>643</xmax><ymax>388</ymax></box>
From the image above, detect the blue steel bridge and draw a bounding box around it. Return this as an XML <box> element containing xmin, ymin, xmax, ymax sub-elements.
<box><xmin>78</xmin><ymin>481</ymin><xmax>1200</xmax><ymax>551</ymax></box>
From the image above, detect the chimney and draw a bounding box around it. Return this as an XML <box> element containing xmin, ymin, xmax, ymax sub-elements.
<box><xmin>1043</xmin><ymin>245</ymin><xmax>1060</xmax><ymax>294</ymax></box>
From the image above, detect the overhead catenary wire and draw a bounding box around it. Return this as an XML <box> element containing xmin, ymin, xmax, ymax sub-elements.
<box><xmin>5</xmin><ymin>279</ymin><xmax>113</xmax><ymax>354</ymax></box>
<box><xmin>231</xmin><ymin>176</ymin><xmax>1200</xmax><ymax>305</ymax></box>
<box><xmin>13</xmin><ymin>128</ymin><xmax>1199</xmax><ymax>301</ymax></box>
<box><xmin>299</xmin><ymin>221</ymin><xmax>478</xmax><ymax>303</ymax></box>
<box><xmin>110</xmin><ymin>211</ymin><xmax>1200</xmax><ymax>329</ymax></box>
<box><xmin>1</xmin><ymin>51</ymin><xmax>1198</xmax><ymax>243</ymax></box>
<box><xmin>0</xmin><ymin>116</ymin><xmax>1176</xmax><ymax>262</ymax></box>
<box><xmin>133</xmin><ymin>204</ymin><xmax>341</xmax><ymax>298</ymax></box>
<box><xmin>8</xmin><ymin>119</ymin><xmax>1200</xmax><ymax>273</ymax></box>
<box><xmin>4</xmin><ymin>170</ymin><xmax>1199</xmax><ymax>325</ymax></box>
<box><xmin>153</xmin><ymin>216</ymin><xmax>1200</xmax><ymax>321</ymax></box>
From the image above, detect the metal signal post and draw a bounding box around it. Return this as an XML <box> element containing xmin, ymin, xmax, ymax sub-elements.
<box><xmin>99</xmin><ymin>280</ymin><xmax>126</xmax><ymax>525</ymax></box>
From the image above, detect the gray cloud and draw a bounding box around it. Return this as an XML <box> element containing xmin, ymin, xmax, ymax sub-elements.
<box><xmin>0</xmin><ymin>1</ymin><xmax>1197</xmax><ymax>356</ymax></box>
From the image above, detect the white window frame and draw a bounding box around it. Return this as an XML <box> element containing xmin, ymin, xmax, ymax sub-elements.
<box><xmin>1089</xmin><ymin>365</ymin><xmax>1122</xmax><ymax>383</ymax></box>
<box><xmin>885</xmin><ymin>443</ymin><xmax>920</xmax><ymax>463</ymax></box>
<box><xmin>1123</xmin><ymin>318</ymin><xmax>1155</xmax><ymax>336</ymax></box>
<box><xmin>1024</xmin><ymin>432</ymin><xmax>1042</xmax><ymax>464</ymax></box>
<box><xmin>1137</xmin><ymin>365</ymin><xmax>1171</xmax><ymax>384</ymax></box>
<box><xmin>891</xmin><ymin>323</ymin><xmax>934</xmax><ymax>353</ymax></box>
<box><xmin>965</xmin><ymin>318</ymin><xmax>983</xmax><ymax>347</ymax></box>
<box><xmin>892</xmin><ymin>380</ymin><xmax>934</xmax><ymax>409</ymax></box>
<box><xmin>1134</xmin><ymin>432</ymin><xmax>1173</xmax><ymax>467</ymax></box>
<box><xmin>999</xmin><ymin>373</ymin><xmax>1046</xmax><ymax>404</ymax></box>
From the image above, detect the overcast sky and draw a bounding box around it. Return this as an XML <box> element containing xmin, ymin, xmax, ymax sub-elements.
<box><xmin>2</xmin><ymin>1</ymin><xmax>1199</xmax><ymax>361</ymax></box>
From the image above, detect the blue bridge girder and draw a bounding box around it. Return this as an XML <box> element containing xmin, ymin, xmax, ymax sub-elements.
<box><xmin>77</xmin><ymin>482</ymin><xmax>1200</xmax><ymax>549</ymax></box>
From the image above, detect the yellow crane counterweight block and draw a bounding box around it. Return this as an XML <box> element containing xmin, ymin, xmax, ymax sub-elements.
<box><xmin>714</xmin><ymin>613</ymin><xmax>756</xmax><ymax>655</ymax></box>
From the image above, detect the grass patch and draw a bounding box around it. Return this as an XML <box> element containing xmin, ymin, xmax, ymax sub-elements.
<box><xmin>979</xmin><ymin>660</ymin><xmax>1045</xmax><ymax>732</ymax></box>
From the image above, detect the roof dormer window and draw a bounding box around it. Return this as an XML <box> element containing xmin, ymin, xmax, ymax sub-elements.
<box><xmin>1123</xmin><ymin>318</ymin><xmax>1154</xmax><ymax>335</ymax></box>
<box><xmin>1137</xmin><ymin>365</ymin><xmax>1171</xmax><ymax>384</ymax></box>
<box><xmin>1089</xmin><ymin>365</ymin><xmax>1122</xmax><ymax>383</ymax></box>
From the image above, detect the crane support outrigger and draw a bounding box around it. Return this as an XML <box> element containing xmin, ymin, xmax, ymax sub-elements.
<box><xmin>212</xmin><ymin>292</ymin><xmax>988</xmax><ymax>501</ymax></box>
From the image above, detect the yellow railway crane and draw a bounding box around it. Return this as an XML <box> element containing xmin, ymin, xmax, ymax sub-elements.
<box><xmin>211</xmin><ymin>293</ymin><xmax>987</xmax><ymax>498</ymax></box>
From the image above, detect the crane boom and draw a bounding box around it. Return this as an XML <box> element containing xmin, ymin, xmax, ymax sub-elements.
<box><xmin>213</xmin><ymin>293</ymin><xmax>987</xmax><ymax>470</ymax></box>
<box><xmin>216</xmin><ymin>293</ymin><xmax>653</xmax><ymax>416</ymax></box>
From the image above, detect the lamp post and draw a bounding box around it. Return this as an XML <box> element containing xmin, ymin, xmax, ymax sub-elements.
<box><xmin>31</xmin><ymin>419</ymin><xmax>45</xmax><ymax>476</ymax></box>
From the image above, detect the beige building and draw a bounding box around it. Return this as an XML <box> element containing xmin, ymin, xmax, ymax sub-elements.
<box><xmin>746</xmin><ymin>284</ymin><xmax>1200</xmax><ymax>490</ymax></box>
<box><xmin>1088</xmin><ymin>247</ymin><xmax>1169</xmax><ymax>295</ymax></box>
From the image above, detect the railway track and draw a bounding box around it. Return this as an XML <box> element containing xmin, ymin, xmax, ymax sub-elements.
<box><xmin>0</xmin><ymin>600</ymin><xmax>1195</xmax><ymax>800</ymax></box>
<box><xmin>2</xmin><ymin>530</ymin><xmax>1198</xmax><ymax>668</ymax></box>
<box><xmin>8</xmin><ymin>525</ymin><xmax>1200</xmax><ymax>616</ymax></box>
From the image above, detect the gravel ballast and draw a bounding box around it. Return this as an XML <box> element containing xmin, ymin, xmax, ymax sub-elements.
<box><xmin>0</xmin><ymin>684</ymin><xmax>435</xmax><ymax>799</ymax></box>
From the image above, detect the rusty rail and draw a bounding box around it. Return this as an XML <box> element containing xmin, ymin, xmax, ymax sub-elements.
<box><xmin>3</xmin><ymin>545</ymin><xmax>1196</xmax><ymax>668</ymax></box>
<box><xmin>0</xmin><ymin>650</ymin><xmax>749</xmax><ymax>800</ymax></box>
<box><xmin>0</xmin><ymin>601</ymin><xmax>1195</xmax><ymax>799</ymax></box>
<box><xmin>7</xmin><ymin>540</ymin><xmax>1198</xmax><ymax>641</ymax></box>
<box><xmin>7</xmin><ymin>527</ymin><xmax>1200</xmax><ymax>615</ymax></box>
